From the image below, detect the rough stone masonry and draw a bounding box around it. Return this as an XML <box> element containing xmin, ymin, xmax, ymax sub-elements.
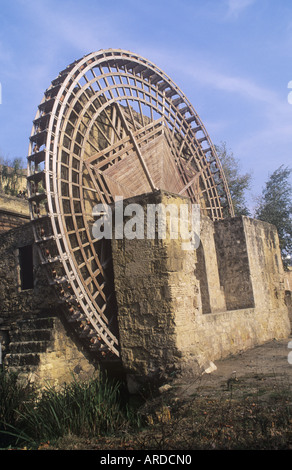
<box><xmin>111</xmin><ymin>190</ymin><xmax>290</xmax><ymax>391</ymax></box>
<box><xmin>0</xmin><ymin>189</ymin><xmax>290</xmax><ymax>390</ymax></box>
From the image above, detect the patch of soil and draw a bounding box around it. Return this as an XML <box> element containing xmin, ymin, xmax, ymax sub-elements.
<box><xmin>171</xmin><ymin>336</ymin><xmax>292</xmax><ymax>400</ymax></box>
<box><xmin>40</xmin><ymin>336</ymin><xmax>292</xmax><ymax>450</ymax></box>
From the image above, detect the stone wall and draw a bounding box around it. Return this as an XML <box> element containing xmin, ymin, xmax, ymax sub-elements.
<box><xmin>33</xmin><ymin>316</ymin><xmax>98</xmax><ymax>388</ymax></box>
<box><xmin>243</xmin><ymin>217</ymin><xmax>286</xmax><ymax>311</ymax></box>
<box><xmin>286</xmin><ymin>291</ymin><xmax>292</xmax><ymax>330</ymax></box>
<box><xmin>3</xmin><ymin>316</ymin><xmax>98</xmax><ymax>389</ymax></box>
<box><xmin>0</xmin><ymin>222</ymin><xmax>56</xmax><ymax>323</ymax></box>
<box><xmin>284</xmin><ymin>270</ymin><xmax>292</xmax><ymax>291</ymax></box>
<box><xmin>111</xmin><ymin>192</ymin><xmax>186</xmax><ymax>387</ymax></box>
<box><xmin>1</xmin><ymin>189</ymin><xmax>290</xmax><ymax>390</ymax></box>
<box><xmin>198</xmin><ymin>215</ymin><xmax>226</xmax><ymax>314</ymax></box>
<box><xmin>214</xmin><ymin>217</ymin><xmax>255</xmax><ymax>310</ymax></box>
<box><xmin>111</xmin><ymin>190</ymin><xmax>290</xmax><ymax>389</ymax></box>
<box><xmin>284</xmin><ymin>270</ymin><xmax>292</xmax><ymax>330</ymax></box>
<box><xmin>0</xmin><ymin>222</ymin><xmax>98</xmax><ymax>388</ymax></box>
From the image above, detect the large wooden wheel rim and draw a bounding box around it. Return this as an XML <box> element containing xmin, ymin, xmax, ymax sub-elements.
<box><xmin>27</xmin><ymin>49</ymin><xmax>234</xmax><ymax>359</ymax></box>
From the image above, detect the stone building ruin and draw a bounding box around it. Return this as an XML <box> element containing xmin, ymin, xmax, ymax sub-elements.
<box><xmin>0</xmin><ymin>49</ymin><xmax>290</xmax><ymax>391</ymax></box>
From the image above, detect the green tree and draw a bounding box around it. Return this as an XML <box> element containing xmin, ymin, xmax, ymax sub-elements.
<box><xmin>0</xmin><ymin>156</ymin><xmax>25</xmax><ymax>196</ymax></box>
<box><xmin>216</xmin><ymin>141</ymin><xmax>252</xmax><ymax>216</ymax></box>
<box><xmin>254</xmin><ymin>165</ymin><xmax>292</xmax><ymax>269</ymax></box>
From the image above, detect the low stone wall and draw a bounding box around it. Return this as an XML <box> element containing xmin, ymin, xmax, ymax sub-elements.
<box><xmin>179</xmin><ymin>307</ymin><xmax>289</xmax><ymax>367</ymax></box>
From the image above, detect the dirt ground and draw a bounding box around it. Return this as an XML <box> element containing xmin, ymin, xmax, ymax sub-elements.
<box><xmin>40</xmin><ymin>335</ymin><xmax>292</xmax><ymax>451</ymax></box>
<box><xmin>171</xmin><ymin>335</ymin><xmax>292</xmax><ymax>400</ymax></box>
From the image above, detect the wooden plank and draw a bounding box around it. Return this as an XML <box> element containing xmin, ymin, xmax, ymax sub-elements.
<box><xmin>115</xmin><ymin>103</ymin><xmax>157</xmax><ymax>192</ymax></box>
<box><xmin>179</xmin><ymin>171</ymin><xmax>202</xmax><ymax>195</ymax></box>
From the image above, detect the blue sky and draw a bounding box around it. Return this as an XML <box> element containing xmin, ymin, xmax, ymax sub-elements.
<box><xmin>0</xmin><ymin>0</ymin><xmax>291</xmax><ymax>211</ymax></box>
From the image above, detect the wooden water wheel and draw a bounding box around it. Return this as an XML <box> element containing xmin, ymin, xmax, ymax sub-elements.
<box><xmin>27</xmin><ymin>49</ymin><xmax>234</xmax><ymax>359</ymax></box>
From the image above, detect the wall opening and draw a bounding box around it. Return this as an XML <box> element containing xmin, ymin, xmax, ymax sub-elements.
<box><xmin>18</xmin><ymin>245</ymin><xmax>34</xmax><ymax>290</ymax></box>
<box><xmin>195</xmin><ymin>243</ymin><xmax>211</xmax><ymax>314</ymax></box>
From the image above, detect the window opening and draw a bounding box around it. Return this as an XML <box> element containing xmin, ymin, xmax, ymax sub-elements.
<box><xmin>19</xmin><ymin>245</ymin><xmax>34</xmax><ymax>290</ymax></box>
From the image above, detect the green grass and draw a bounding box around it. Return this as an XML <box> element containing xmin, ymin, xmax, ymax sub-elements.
<box><xmin>0</xmin><ymin>368</ymin><xmax>141</xmax><ymax>448</ymax></box>
<box><xmin>0</xmin><ymin>367</ymin><xmax>37</xmax><ymax>447</ymax></box>
<box><xmin>1</xmin><ymin>366</ymin><xmax>292</xmax><ymax>450</ymax></box>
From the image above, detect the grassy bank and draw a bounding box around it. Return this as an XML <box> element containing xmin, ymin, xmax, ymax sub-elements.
<box><xmin>0</xmin><ymin>367</ymin><xmax>292</xmax><ymax>450</ymax></box>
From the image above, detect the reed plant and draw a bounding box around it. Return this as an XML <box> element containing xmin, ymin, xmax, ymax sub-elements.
<box><xmin>0</xmin><ymin>368</ymin><xmax>37</xmax><ymax>447</ymax></box>
<box><xmin>0</xmin><ymin>368</ymin><xmax>140</xmax><ymax>448</ymax></box>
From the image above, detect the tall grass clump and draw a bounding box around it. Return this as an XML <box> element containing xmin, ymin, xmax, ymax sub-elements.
<box><xmin>0</xmin><ymin>368</ymin><xmax>37</xmax><ymax>447</ymax></box>
<box><xmin>22</xmin><ymin>375</ymin><xmax>128</xmax><ymax>440</ymax></box>
<box><xmin>4</xmin><ymin>372</ymin><xmax>140</xmax><ymax>447</ymax></box>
